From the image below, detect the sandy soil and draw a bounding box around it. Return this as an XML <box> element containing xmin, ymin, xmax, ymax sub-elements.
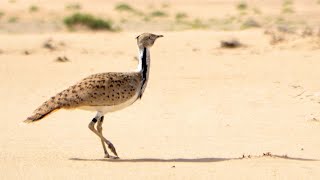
<box><xmin>0</xmin><ymin>30</ymin><xmax>320</xmax><ymax>179</ymax></box>
<box><xmin>1</xmin><ymin>0</ymin><xmax>320</xmax><ymax>179</ymax></box>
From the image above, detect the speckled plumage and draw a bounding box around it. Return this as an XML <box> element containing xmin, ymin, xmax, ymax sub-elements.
<box><xmin>24</xmin><ymin>33</ymin><xmax>163</xmax><ymax>159</ymax></box>
<box><xmin>25</xmin><ymin>72</ymin><xmax>142</xmax><ymax>121</ymax></box>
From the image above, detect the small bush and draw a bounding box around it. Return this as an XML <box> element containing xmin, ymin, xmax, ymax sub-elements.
<box><xmin>241</xmin><ymin>18</ymin><xmax>261</xmax><ymax>29</ymax></box>
<box><xmin>282</xmin><ymin>0</ymin><xmax>294</xmax><ymax>13</ymax></box>
<box><xmin>237</xmin><ymin>1</ymin><xmax>248</xmax><ymax>10</ymax></box>
<box><xmin>66</xmin><ymin>3</ymin><xmax>82</xmax><ymax>10</ymax></box>
<box><xmin>115</xmin><ymin>3</ymin><xmax>134</xmax><ymax>12</ymax></box>
<box><xmin>143</xmin><ymin>16</ymin><xmax>150</xmax><ymax>22</ymax></box>
<box><xmin>150</xmin><ymin>10</ymin><xmax>168</xmax><ymax>17</ymax></box>
<box><xmin>114</xmin><ymin>3</ymin><xmax>144</xmax><ymax>16</ymax></box>
<box><xmin>188</xmin><ymin>19</ymin><xmax>208</xmax><ymax>29</ymax></box>
<box><xmin>282</xmin><ymin>7</ymin><xmax>294</xmax><ymax>13</ymax></box>
<box><xmin>8</xmin><ymin>16</ymin><xmax>18</xmax><ymax>23</ymax></box>
<box><xmin>283</xmin><ymin>0</ymin><xmax>293</xmax><ymax>6</ymax></box>
<box><xmin>0</xmin><ymin>11</ymin><xmax>4</xmax><ymax>18</ymax></box>
<box><xmin>175</xmin><ymin>12</ymin><xmax>188</xmax><ymax>20</ymax></box>
<box><xmin>29</xmin><ymin>5</ymin><xmax>39</xmax><ymax>12</ymax></box>
<box><xmin>64</xmin><ymin>13</ymin><xmax>114</xmax><ymax>30</ymax></box>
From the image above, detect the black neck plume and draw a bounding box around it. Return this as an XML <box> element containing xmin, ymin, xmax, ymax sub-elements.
<box><xmin>139</xmin><ymin>47</ymin><xmax>148</xmax><ymax>98</ymax></box>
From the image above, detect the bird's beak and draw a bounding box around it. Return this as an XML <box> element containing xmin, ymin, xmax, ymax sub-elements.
<box><xmin>157</xmin><ymin>35</ymin><xmax>164</xmax><ymax>38</ymax></box>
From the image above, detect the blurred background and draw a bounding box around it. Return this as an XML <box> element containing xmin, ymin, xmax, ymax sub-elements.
<box><xmin>0</xmin><ymin>0</ymin><xmax>319</xmax><ymax>33</ymax></box>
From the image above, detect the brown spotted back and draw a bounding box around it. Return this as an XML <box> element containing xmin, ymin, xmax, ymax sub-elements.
<box><xmin>24</xmin><ymin>72</ymin><xmax>142</xmax><ymax>123</ymax></box>
<box><xmin>57</xmin><ymin>72</ymin><xmax>142</xmax><ymax>108</ymax></box>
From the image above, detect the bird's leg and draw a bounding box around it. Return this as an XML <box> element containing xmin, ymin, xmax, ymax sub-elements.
<box><xmin>88</xmin><ymin>114</ymin><xmax>119</xmax><ymax>158</ymax></box>
<box><xmin>96</xmin><ymin>116</ymin><xmax>112</xmax><ymax>158</ymax></box>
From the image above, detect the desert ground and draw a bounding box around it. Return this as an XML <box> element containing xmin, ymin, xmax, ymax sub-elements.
<box><xmin>1</xmin><ymin>0</ymin><xmax>320</xmax><ymax>179</ymax></box>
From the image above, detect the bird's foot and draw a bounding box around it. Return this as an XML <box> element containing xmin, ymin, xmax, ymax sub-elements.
<box><xmin>108</xmin><ymin>143</ymin><xmax>118</xmax><ymax>157</ymax></box>
<box><xmin>104</xmin><ymin>154</ymin><xmax>119</xmax><ymax>159</ymax></box>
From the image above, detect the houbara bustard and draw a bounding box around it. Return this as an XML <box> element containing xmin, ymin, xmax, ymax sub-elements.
<box><xmin>24</xmin><ymin>33</ymin><xmax>163</xmax><ymax>159</ymax></box>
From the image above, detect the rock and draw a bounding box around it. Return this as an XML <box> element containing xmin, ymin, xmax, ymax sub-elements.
<box><xmin>55</xmin><ymin>56</ymin><xmax>70</xmax><ymax>62</ymax></box>
<box><xmin>220</xmin><ymin>39</ymin><xmax>242</xmax><ymax>48</ymax></box>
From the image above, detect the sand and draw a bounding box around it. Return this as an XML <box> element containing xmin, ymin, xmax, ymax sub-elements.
<box><xmin>1</xmin><ymin>0</ymin><xmax>320</xmax><ymax>179</ymax></box>
<box><xmin>0</xmin><ymin>30</ymin><xmax>319</xmax><ymax>179</ymax></box>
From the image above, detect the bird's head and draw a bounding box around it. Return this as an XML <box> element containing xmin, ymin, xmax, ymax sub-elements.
<box><xmin>136</xmin><ymin>33</ymin><xmax>163</xmax><ymax>48</ymax></box>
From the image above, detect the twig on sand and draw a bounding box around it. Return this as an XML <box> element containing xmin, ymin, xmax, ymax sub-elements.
<box><xmin>293</xmin><ymin>90</ymin><xmax>305</xmax><ymax>98</ymax></box>
<box><xmin>55</xmin><ymin>56</ymin><xmax>70</xmax><ymax>62</ymax></box>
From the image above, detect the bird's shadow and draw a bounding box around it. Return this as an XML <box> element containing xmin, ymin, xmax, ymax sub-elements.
<box><xmin>69</xmin><ymin>155</ymin><xmax>319</xmax><ymax>163</ymax></box>
<box><xmin>69</xmin><ymin>157</ymin><xmax>232</xmax><ymax>163</ymax></box>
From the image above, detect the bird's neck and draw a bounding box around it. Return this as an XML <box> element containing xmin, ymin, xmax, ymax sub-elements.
<box><xmin>137</xmin><ymin>47</ymin><xmax>150</xmax><ymax>98</ymax></box>
<box><xmin>137</xmin><ymin>47</ymin><xmax>150</xmax><ymax>71</ymax></box>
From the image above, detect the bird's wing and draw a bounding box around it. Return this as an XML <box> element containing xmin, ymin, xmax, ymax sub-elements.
<box><xmin>54</xmin><ymin>72</ymin><xmax>141</xmax><ymax>108</ymax></box>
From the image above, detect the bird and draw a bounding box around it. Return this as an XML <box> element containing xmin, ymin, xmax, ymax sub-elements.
<box><xmin>24</xmin><ymin>33</ymin><xmax>163</xmax><ymax>159</ymax></box>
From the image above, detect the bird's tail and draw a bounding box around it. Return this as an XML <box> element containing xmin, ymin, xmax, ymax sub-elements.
<box><xmin>24</xmin><ymin>97</ymin><xmax>61</xmax><ymax>123</ymax></box>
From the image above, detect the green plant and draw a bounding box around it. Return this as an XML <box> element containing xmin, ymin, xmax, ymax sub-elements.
<box><xmin>188</xmin><ymin>18</ymin><xmax>208</xmax><ymax>29</ymax></box>
<box><xmin>237</xmin><ymin>1</ymin><xmax>248</xmax><ymax>10</ymax></box>
<box><xmin>65</xmin><ymin>3</ymin><xmax>82</xmax><ymax>10</ymax></box>
<box><xmin>175</xmin><ymin>12</ymin><xmax>188</xmax><ymax>21</ymax></box>
<box><xmin>143</xmin><ymin>16</ymin><xmax>150</xmax><ymax>22</ymax></box>
<box><xmin>150</xmin><ymin>10</ymin><xmax>168</xmax><ymax>17</ymax></box>
<box><xmin>283</xmin><ymin>0</ymin><xmax>293</xmax><ymax>6</ymax></box>
<box><xmin>29</xmin><ymin>5</ymin><xmax>39</xmax><ymax>12</ymax></box>
<box><xmin>64</xmin><ymin>13</ymin><xmax>114</xmax><ymax>30</ymax></box>
<box><xmin>282</xmin><ymin>6</ymin><xmax>294</xmax><ymax>13</ymax></box>
<box><xmin>276</xmin><ymin>16</ymin><xmax>285</xmax><ymax>23</ymax></box>
<box><xmin>0</xmin><ymin>11</ymin><xmax>4</xmax><ymax>18</ymax></box>
<box><xmin>282</xmin><ymin>0</ymin><xmax>294</xmax><ymax>13</ymax></box>
<box><xmin>115</xmin><ymin>3</ymin><xmax>134</xmax><ymax>11</ymax></box>
<box><xmin>114</xmin><ymin>3</ymin><xmax>143</xmax><ymax>16</ymax></box>
<box><xmin>8</xmin><ymin>16</ymin><xmax>18</xmax><ymax>23</ymax></box>
<box><xmin>241</xmin><ymin>18</ymin><xmax>261</xmax><ymax>29</ymax></box>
